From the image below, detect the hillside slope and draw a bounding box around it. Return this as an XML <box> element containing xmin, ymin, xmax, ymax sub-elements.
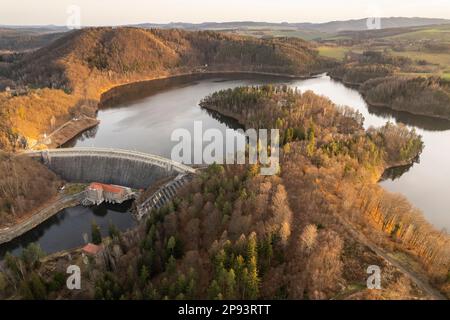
<box><xmin>0</xmin><ymin>27</ymin><xmax>332</xmax><ymax>150</ymax></box>
<box><xmin>0</xmin><ymin>152</ymin><xmax>63</xmax><ymax>227</ymax></box>
<box><xmin>0</xmin><ymin>28</ymin><xmax>66</xmax><ymax>52</ymax></box>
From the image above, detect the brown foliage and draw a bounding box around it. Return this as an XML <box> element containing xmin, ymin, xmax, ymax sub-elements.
<box><xmin>0</xmin><ymin>27</ymin><xmax>333</xmax><ymax>150</ymax></box>
<box><xmin>0</xmin><ymin>152</ymin><xmax>62</xmax><ymax>226</ymax></box>
<box><xmin>362</xmin><ymin>76</ymin><xmax>450</xmax><ymax>119</ymax></box>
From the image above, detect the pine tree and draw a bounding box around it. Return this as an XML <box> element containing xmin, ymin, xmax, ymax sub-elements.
<box><xmin>246</xmin><ymin>256</ymin><xmax>260</xmax><ymax>300</ymax></box>
<box><xmin>246</xmin><ymin>233</ymin><xmax>257</xmax><ymax>262</ymax></box>
<box><xmin>91</xmin><ymin>221</ymin><xmax>102</xmax><ymax>245</ymax></box>
<box><xmin>21</xmin><ymin>243</ymin><xmax>45</xmax><ymax>270</ymax></box>
<box><xmin>5</xmin><ymin>252</ymin><xmax>25</xmax><ymax>282</ymax></box>
<box><xmin>175</xmin><ymin>273</ymin><xmax>186</xmax><ymax>295</ymax></box>
<box><xmin>246</xmin><ymin>233</ymin><xmax>260</xmax><ymax>299</ymax></box>
<box><xmin>108</xmin><ymin>223</ymin><xmax>121</xmax><ymax>239</ymax></box>
<box><xmin>260</xmin><ymin>236</ymin><xmax>273</xmax><ymax>273</ymax></box>
<box><xmin>166</xmin><ymin>255</ymin><xmax>176</xmax><ymax>274</ymax></box>
<box><xmin>234</xmin><ymin>255</ymin><xmax>245</xmax><ymax>291</ymax></box>
<box><xmin>224</xmin><ymin>269</ymin><xmax>237</xmax><ymax>299</ymax></box>
<box><xmin>186</xmin><ymin>278</ymin><xmax>196</xmax><ymax>299</ymax></box>
<box><xmin>167</xmin><ymin>236</ymin><xmax>176</xmax><ymax>256</ymax></box>
<box><xmin>29</xmin><ymin>272</ymin><xmax>47</xmax><ymax>300</ymax></box>
<box><xmin>306</xmin><ymin>124</ymin><xmax>316</xmax><ymax>157</ymax></box>
<box><xmin>207</xmin><ymin>280</ymin><xmax>221</xmax><ymax>299</ymax></box>
<box><xmin>140</xmin><ymin>265</ymin><xmax>149</xmax><ymax>286</ymax></box>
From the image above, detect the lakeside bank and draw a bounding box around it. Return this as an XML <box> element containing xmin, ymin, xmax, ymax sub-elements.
<box><xmin>329</xmin><ymin>73</ymin><xmax>450</xmax><ymax>122</ymax></box>
<box><xmin>0</xmin><ymin>192</ymin><xmax>85</xmax><ymax>245</ymax></box>
<box><xmin>27</xmin><ymin>71</ymin><xmax>315</xmax><ymax>151</ymax></box>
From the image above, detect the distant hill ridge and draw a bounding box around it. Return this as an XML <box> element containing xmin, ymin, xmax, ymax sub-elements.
<box><xmin>134</xmin><ymin>17</ymin><xmax>450</xmax><ymax>33</ymax></box>
<box><xmin>1</xmin><ymin>17</ymin><xmax>449</xmax><ymax>52</ymax></box>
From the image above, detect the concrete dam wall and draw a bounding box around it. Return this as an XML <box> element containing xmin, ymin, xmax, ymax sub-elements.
<box><xmin>25</xmin><ymin>148</ymin><xmax>196</xmax><ymax>190</ymax></box>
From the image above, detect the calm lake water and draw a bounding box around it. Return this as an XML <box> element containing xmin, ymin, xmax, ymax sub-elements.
<box><xmin>70</xmin><ymin>74</ymin><xmax>450</xmax><ymax>231</ymax></box>
<box><xmin>0</xmin><ymin>201</ymin><xmax>135</xmax><ymax>259</ymax></box>
<box><xmin>291</xmin><ymin>76</ymin><xmax>450</xmax><ymax>232</ymax></box>
<box><xmin>2</xmin><ymin>73</ymin><xmax>449</xmax><ymax>258</ymax></box>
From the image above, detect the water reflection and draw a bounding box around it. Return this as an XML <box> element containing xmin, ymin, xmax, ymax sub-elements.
<box><xmin>63</xmin><ymin>125</ymin><xmax>99</xmax><ymax>148</ymax></box>
<box><xmin>68</xmin><ymin>75</ymin><xmax>289</xmax><ymax>160</ymax></box>
<box><xmin>380</xmin><ymin>161</ymin><xmax>416</xmax><ymax>182</ymax></box>
<box><xmin>0</xmin><ymin>201</ymin><xmax>135</xmax><ymax>258</ymax></box>
<box><xmin>99</xmin><ymin>73</ymin><xmax>296</xmax><ymax>109</ymax></box>
<box><xmin>367</xmin><ymin>105</ymin><xmax>450</xmax><ymax>131</ymax></box>
<box><xmin>6</xmin><ymin>73</ymin><xmax>449</xmax><ymax>256</ymax></box>
<box><xmin>66</xmin><ymin>74</ymin><xmax>450</xmax><ymax>230</ymax></box>
<box><xmin>202</xmin><ymin>108</ymin><xmax>244</xmax><ymax>131</ymax></box>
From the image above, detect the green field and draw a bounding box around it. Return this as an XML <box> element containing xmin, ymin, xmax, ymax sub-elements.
<box><xmin>318</xmin><ymin>23</ymin><xmax>450</xmax><ymax>79</ymax></box>
<box><xmin>317</xmin><ymin>45</ymin><xmax>349</xmax><ymax>60</ymax></box>
<box><xmin>226</xmin><ymin>28</ymin><xmax>328</xmax><ymax>41</ymax></box>
<box><xmin>390</xmin><ymin>50</ymin><xmax>450</xmax><ymax>78</ymax></box>
<box><xmin>392</xmin><ymin>50</ymin><xmax>450</xmax><ymax>65</ymax></box>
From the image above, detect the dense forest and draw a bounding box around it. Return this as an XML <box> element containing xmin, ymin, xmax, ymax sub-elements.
<box><xmin>0</xmin><ymin>29</ymin><xmax>65</xmax><ymax>52</ymax></box>
<box><xmin>0</xmin><ymin>26</ymin><xmax>448</xmax><ymax>301</ymax></box>
<box><xmin>0</xmin><ymin>27</ymin><xmax>334</xmax><ymax>151</ymax></box>
<box><xmin>329</xmin><ymin>51</ymin><xmax>412</xmax><ymax>85</ymax></box>
<box><xmin>361</xmin><ymin>76</ymin><xmax>450</xmax><ymax>119</ymax></box>
<box><xmin>2</xmin><ymin>86</ymin><xmax>447</xmax><ymax>300</ymax></box>
<box><xmin>200</xmin><ymin>85</ymin><xmax>423</xmax><ymax>167</ymax></box>
<box><xmin>329</xmin><ymin>51</ymin><xmax>450</xmax><ymax>119</ymax></box>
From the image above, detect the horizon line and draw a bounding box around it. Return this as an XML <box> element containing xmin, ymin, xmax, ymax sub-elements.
<box><xmin>2</xmin><ymin>16</ymin><xmax>450</xmax><ymax>28</ymax></box>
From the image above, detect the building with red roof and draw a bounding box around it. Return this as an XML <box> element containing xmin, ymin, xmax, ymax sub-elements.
<box><xmin>82</xmin><ymin>243</ymin><xmax>103</xmax><ymax>256</ymax></box>
<box><xmin>85</xmin><ymin>182</ymin><xmax>134</xmax><ymax>205</ymax></box>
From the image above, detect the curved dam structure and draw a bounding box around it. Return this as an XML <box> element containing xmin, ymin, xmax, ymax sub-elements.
<box><xmin>25</xmin><ymin>148</ymin><xmax>196</xmax><ymax>190</ymax></box>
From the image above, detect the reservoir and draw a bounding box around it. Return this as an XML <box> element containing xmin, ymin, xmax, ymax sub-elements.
<box><xmin>2</xmin><ymin>73</ymin><xmax>449</xmax><ymax>258</ymax></box>
<box><xmin>70</xmin><ymin>74</ymin><xmax>450</xmax><ymax>231</ymax></box>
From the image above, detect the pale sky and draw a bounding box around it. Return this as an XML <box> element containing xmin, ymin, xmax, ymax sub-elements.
<box><xmin>1</xmin><ymin>0</ymin><xmax>450</xmax><ymax>26</ymax></box>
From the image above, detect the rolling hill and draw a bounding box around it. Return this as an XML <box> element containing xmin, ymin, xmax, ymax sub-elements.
<box><xmin>135</xmin><ymin>17</ymin><xmax>450</xmax><ymax>34</ymax></box>
<box><xmin>0</xmin><ymin>27</ymin><xmax>332</xmax><ymax>150</ymax></box>
<box><xmin>8</xmin><ymin>27</ymin><xmax>331</xmax><ymax>91</ymax></box>
<box><xmin>1</xmin><ymin>17</ymin><xmax>448</xmax><ymax>52</ymax></box>
<box><xmin>0</xmin><ymin>28</ymin><xmax>67</xmax><ymax>52</ymax></box>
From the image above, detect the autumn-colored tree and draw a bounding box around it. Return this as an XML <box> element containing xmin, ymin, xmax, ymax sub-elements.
<box><xmin>300</xmin><ymin>224</ymin><xmax>318</xmax><ymax>253</ymax></box>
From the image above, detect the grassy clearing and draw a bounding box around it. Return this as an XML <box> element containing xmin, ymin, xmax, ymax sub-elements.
<box><xmin>228</xmin><ymin>29</ymin><xmax>327</xmax><ymax>40</ymax></box>
<box><xmin>390</xmin><ymin>50</ymin><xmax>450</xmax><ymax>80</ymax></box>
<box><xmin>64</xmin><ymin>183</ymin><xmax>87</xmax><ymax>195</ymax></box>
<box><xmin>317</xmin><ymin>45</ymin><xmax>349</xmax><ymax>60</ymax></box>
<box><xmin>390</xmin><ymin>50</ymin><xmax>450</xmax><ymax>67</ymax></box>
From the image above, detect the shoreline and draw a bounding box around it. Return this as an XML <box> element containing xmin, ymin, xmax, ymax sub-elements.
<box><xmin>47</xmin><ymin>116</ymin><xmax>100</xmax><ymax>149</ymax></box>
<box><xmin>200</xmin><ymin>90</ymin><xmax>422</xmax><ymax>179</ymax></box>
<box><xmin>0</xmin><ymin>192</ymin><xmax>85</xmax><ymax>245</ymax></box>
<box><xmin>328</xmin><ymin>73</ymin><xmax>450</xmax><ymax>121</ymax></box>
<box><xmin>13</xmin><ymin>71</ymin><xmax>420</xmax><ymax>248</ymax></box>
<box><xmin>364</xmin><ymin>97</ymin><xmax>450</xmax><ymax>122</ymax></box>
<box><xmin>36</xmin><ymin>69</ymin><xmax>424</xmax><ymax>189</ymax></box>
<box><xmin>38</xmin><ymin>70</ymin><xmax>315</xmax><ymax>148</ymax></box>
<box><xmin>5</xmin><ymin>71</ymin><xmax>313</xmax><ymax>246</ymax></box>
<box><xmin>98</xmin><ymin>70</ymin><xmax>314</xmax><ymax>107</ymax></box>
